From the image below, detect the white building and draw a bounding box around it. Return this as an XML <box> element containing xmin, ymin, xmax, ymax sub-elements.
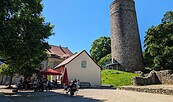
<box><xmin>54</xmin><ymin>50</ymin><xmax>101</xmax><ymax>87</ymax></box>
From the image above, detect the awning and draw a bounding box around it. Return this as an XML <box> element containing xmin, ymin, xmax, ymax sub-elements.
<box><xmin>40</xmin><ymin>68</ymin><xmax>62</xmax><ymax>75</ymax></box>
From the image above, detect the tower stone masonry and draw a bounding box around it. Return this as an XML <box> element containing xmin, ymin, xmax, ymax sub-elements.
<box><xmin>110</xmin><ymin>0</ymin><xmax>144</xmax><ymax>71</ymax></box>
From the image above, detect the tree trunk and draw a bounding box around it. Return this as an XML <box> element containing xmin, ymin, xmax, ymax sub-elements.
<box><xmin>8</xmin><ymin>72</ymin><xmax>13</xmax><ymax>88</ymax></box>
<box><xmin>0</xmin><ymin>74</ymin><xmax>4</xmax><ymax>84</ymax></box>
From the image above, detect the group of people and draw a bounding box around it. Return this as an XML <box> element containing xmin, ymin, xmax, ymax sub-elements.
<box><xmin>16</xmin><ymin>77</ymin><xmax>59</xmax><ymax>92</ymax></box>
<box><xmin>16</xmin><ymin>77</ymin><xmax>81</xmax><ymax>95</ymax></box>
<box><xmin>16</xmin><ymin>78</ymin><xmax>31</xmax><ymax>90</ymax></box>
<box><xmin>34</xmin><ymin>78</ymin><xmax>59</xmax><ymax>92</ymax></box>
<box><xmin>64</xmin><ymin>79</ymin><xmax>80</xmax><ymax>94</ymax></box>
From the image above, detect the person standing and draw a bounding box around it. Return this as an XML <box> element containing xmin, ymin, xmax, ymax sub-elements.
<box><xmin>76</xmin><ymin>80</ymin><xmax>80</xmax><ymax>89</ymax></box>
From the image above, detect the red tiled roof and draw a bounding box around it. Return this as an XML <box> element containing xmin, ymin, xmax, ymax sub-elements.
<box><xmin>48</xmin><ymin>45</ymin><xmax>73</xmax><ymax>59</ymax></box>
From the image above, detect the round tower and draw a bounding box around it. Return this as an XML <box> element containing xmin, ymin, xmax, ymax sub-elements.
<box><xmin>110</xmin><ymin>0</ymin><xmax>144</xmax><ymax>71</ymax></box>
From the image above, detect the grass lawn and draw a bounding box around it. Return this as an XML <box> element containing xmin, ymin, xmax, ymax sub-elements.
<box><xmin>101</xmin><ymin>70</ymin><xmax>139</xmax><ymax>88</ymax></box>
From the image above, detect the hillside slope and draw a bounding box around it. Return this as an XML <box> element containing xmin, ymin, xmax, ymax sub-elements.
<box><xmin>102</xmin><ymin>70</ymin><xmax>139</xmax><ymax>88</ymax></box>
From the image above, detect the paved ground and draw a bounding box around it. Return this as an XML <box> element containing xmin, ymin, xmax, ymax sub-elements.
<box><xmin>0</xmin><ymin>85</ymin><xmax>173</xmax><ymax>102</ymax></box>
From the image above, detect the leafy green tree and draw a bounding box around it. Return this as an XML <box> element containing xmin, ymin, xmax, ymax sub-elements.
<box><xmin>0</xmin><ymin>64</ymin><xmax>12</xmax><ymax>76</ymax></box>
<box><xmin>162</xmin><ymin>11</ymin><xmax>173</xmax><ymax>23</ymax></box>
<box><xmin>144</xmin><ymin>11</ymin><xmax>173</xmax><ymax>70</ymax></box>
<box><xmin>0</xmin><ymin>64</ymin><xmax>8</xmax><ymax>76</ymax></box>
<box><xmin>0</xmin><ymin>0</ymin><xmax>54</xmax><ymax>87</ymax></box>
<box><xmin>98</xmin><ymin>54</ymin><xmax>111</xmax><ymax>68</ymax></box>
<box><xmin>90</xmin><ymin>36</ymin><xmax>111</xmax><ymax>63</ymax></box>
<box><xmin>0</xmin><ymin>64</ymin><xmax>13</xmax><ymax>85</ymax></box>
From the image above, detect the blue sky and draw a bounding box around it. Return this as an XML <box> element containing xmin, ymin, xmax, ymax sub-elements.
<box><xmin>42</xmin><ymin>0</ymin><xmax>173</xmax><ymax>53</ymax></box>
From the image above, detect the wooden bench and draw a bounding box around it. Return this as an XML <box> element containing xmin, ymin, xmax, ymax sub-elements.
<box><xmin>80</xmin><ymin>82</ymin><xmax>91</xmax><ymax>88</ymax></box>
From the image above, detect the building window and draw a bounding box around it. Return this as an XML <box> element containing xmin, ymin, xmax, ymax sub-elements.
<box><xmin>81</xmin><ymin>60</ymin><xmax>87</xmax><ymax>68</ymax></box>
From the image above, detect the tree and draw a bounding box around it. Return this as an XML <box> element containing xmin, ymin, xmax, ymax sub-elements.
<box><xmin>0</xmin><ymin>64</ymin><xmax>8</xmax><ymax>83</ymax></box>
<box><xmin>0</xmin><ymin>64</ymin><xmax>13</xmax><ymax>85</ymax></box>
<box><xmin>0</xmin><ymin>0</ymin><xmax>54</xmax><ymax>87</ymax></box>
<box><xmin>98</xmin><ymin>54</ymin><xmax>111</xmax><ymax>68</ymax></box>
<box><xmin>90</xmin><ymin>36</ymin><xmax>111</xmax><ymax>63</ymax></box>
<box><xmin>162</xmin><ymin>11</ymin><xmax>173</xmax><ymax>23</ymax></box>
<box><xmin>144</xmin><ymin>11</ymin><xmax>173</xmax><ymax>70</ymax></box>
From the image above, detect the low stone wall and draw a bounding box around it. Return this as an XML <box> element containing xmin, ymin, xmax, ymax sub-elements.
<box><xmin>118</xmin><ymin>86</ymin><xmax>173</xmax><ymax>95</ymax></box>
<box><xmin>133</xmin><ymin>70</ymin><xmax>173</xmax><ymax>86</ymax></box>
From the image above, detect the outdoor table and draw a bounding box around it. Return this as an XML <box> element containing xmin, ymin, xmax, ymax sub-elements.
<box><xmin>29</xmin><ymin>83</ymin><xmax>37</xmax><ymax>89</ymax></box>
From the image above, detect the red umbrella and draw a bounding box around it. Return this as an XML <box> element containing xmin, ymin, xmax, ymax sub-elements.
<box><xmin>40</xmin><ymin>68</ymin><xmax>62</xmax><ymax>75</ymax></box>
<box><xmin>62</xmin><ymin>68</ymin><xmax>68</xmax><ymax>84</ymax></box>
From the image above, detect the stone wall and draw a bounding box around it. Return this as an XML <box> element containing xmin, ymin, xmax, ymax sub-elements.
<box><xmin>118</xmin><ymin>85</ymin><xmax>173</xmax><ymax>95</ymax></box>
<box><xmin>155</xmin><ymin>70</ymin><xmax>173</xmax><ymax>84</ymax></box>
<box><xmin>110</xmin><ymin>0</ymin><xmax>144</xmax><ymax>71</ymax></box>
<box><xmin>133</xmin><ymin>70</ymin><xmax>173</xmax><ymax>86</ymax></box>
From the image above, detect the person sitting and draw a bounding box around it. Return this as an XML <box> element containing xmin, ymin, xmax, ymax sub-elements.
<box><xmin>71</xmin><ymin>82</ymin><xmax>77</xmax><ymax>91</ymax></box>
<box><xmin>65</xmin><ymin>81</ymin><xmax>72</xmax><ymax>94</ymax></box>
<box><xmin>45</xmin><ymin>81</ymin><xmax>52</xmax><ymax>91</ymax></box>
<box><xmin>66</xmin><ymin>81</ymin><xmax>77</xmax><ymax>94</ymax></box>
<box><xmin>38</xmin><ymin>80</ymin><xmax>44</xmax><ymax>92</ymax></box>
<box><xmin>54</xmin><ymin>79</ymin><xmax>58</xmax><ymax>88</ymax></box>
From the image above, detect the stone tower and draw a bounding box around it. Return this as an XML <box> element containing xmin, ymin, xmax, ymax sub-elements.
<box><xmin>110</xmin><ymin>0</ymin><xmax>144</xmax><ymax>71</ymax></box>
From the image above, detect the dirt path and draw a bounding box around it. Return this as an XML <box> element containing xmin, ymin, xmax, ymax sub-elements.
<box><xmin>1</xmin><ymin>88</ymin><xmax>173</xmax><ymax>102</ymax></box>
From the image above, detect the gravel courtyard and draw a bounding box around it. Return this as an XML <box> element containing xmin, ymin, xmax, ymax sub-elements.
<box><xmin>1</xmin><ymin>87</ymin><xmax>173</xmax><ymax>102</ymax></box>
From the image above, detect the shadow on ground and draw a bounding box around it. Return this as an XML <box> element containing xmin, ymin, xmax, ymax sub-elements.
<box><xmin>1</xmin><ymin>90</ymin><xmax>107</xmax><ymax>102</ymax></box>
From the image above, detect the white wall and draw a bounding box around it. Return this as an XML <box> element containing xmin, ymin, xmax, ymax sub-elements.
<box><xmin>65</xmin><ymin>51</ymin><xmax>101</xmax><ymax>87</ymax></box>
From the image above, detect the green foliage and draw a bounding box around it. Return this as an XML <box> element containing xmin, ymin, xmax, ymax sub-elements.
<box><xmin>0</xmin><ymin>0</ymin><xmax>54</xmax><ymax>75</ymax></box>
<box><xmin>0</xmin><ymin>64</ymin><xmax>13</xmax><ymax>75</ymax></box>
<box><xmin>102</xmin><ymin>70</ymin><xmax>139</xmax><ymax>88</ymax></box>
<box><xmin>98</xmin><ymin>54</ymin><xmax>111</xmax><ymax>68</ymax></box>
<box><xmin>90</xmin><ymin>36</ymin><xmax>111</xmax><ymax>63</ymax></box>
<box><xmin>144</xmin><ymin>11</ymin><xmax>173</xmax><ymax>70</ymax></box>
<box><xmin>162</xmin><ymin>11</ymin><xmax>173</xmax><ymax>23</ymax></box>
